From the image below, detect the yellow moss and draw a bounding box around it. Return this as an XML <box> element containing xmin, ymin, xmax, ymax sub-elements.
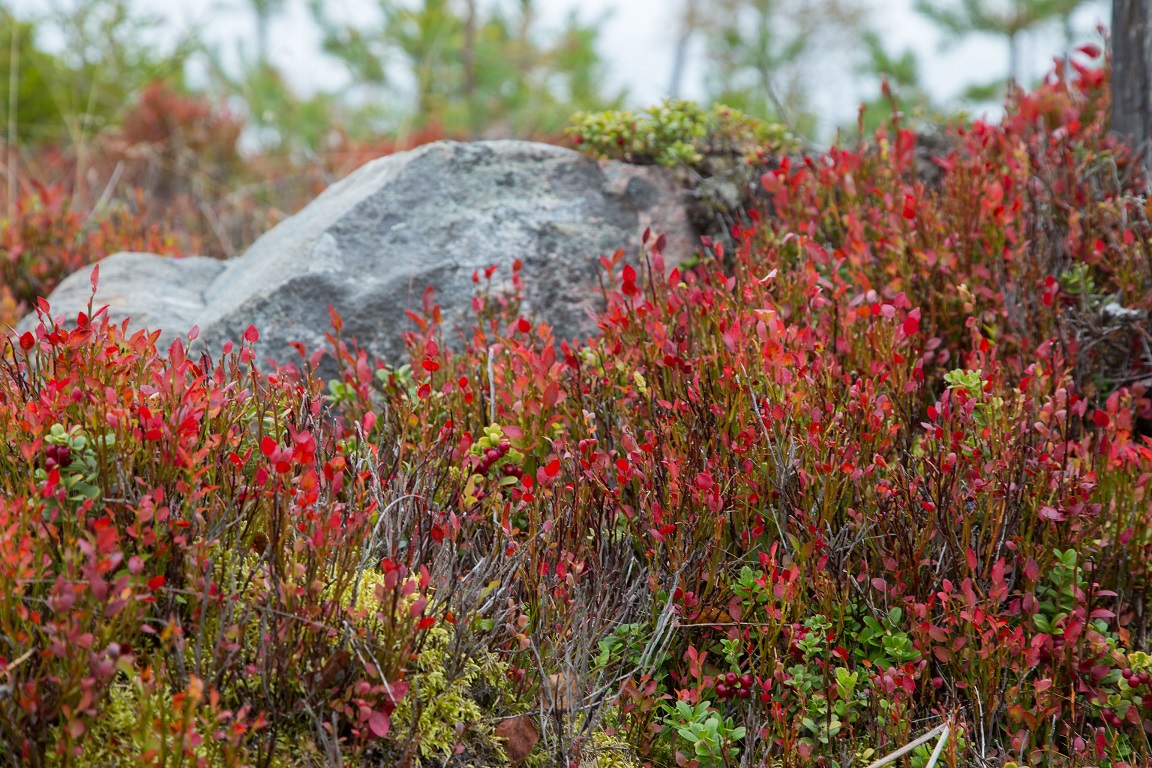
<box><xmin>578</xmin><ymin>724</ymin><xmax>642</xmax><ymax>768</ymax></box>
<box><xmin>519</xmin><ymin>708</ymin><xmax>641</xmax><ymax>768</ymax></box>
<box><xmin>390</xmin><ymin>619</ymin><xmax>514</xmax><ymax>766</ymax></box>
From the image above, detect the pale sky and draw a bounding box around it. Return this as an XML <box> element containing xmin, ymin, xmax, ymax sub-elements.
<box><xmin>19</xmin><ymin>0</ymin><xmax>1113</xmax><ymax>138</ymax></box>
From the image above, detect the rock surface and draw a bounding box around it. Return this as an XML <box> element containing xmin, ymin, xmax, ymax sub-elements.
<box><xmin>20</xmin><ymin>140</ymin><xmax>697</xmax><ymax>368</ymax></box>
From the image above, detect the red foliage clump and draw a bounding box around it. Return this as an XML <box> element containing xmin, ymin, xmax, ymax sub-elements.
<box><xmin>1</xmin><ymin>183</ymin><xmax>179</xmax><ymax>327</ymax></box>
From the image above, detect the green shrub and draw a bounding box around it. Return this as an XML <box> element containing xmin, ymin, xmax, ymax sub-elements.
<box><xmin>566</xmin><ymin>99</ymin><xmax>798</xmax><ymax>168</ymax></box>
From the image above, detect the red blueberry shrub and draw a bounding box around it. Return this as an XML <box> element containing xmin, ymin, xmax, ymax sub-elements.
<box><xmin>5</xmin><ymin>46</ymin><xmax>1152</xmax><ymax>768</ymax></box>
<box><xmin>0</xmin><ymin>183</ymin><xmax>179</xmax><ymax>328</ymax></box>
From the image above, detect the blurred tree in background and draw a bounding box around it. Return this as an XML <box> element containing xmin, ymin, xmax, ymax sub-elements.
<box><xmin>0</xmin><ymin>12</ymin><xmax>67</xmax><ymax>147</ymax></box>
<box><xmin>311</xmin><ymin>0</ymin><xmax>620</xmax><ymax>138</ymax></box>
<box><xmin>678</xmin><ymin>0</ymin><xmax>868</xmax><ymax>138</ymax></box>
<box><xmin>32</xmin><ymin>0</ymin><xmax>197</xmax><ymax>168</ymax></box>
<box><xmin>851</xmin><ymin>30</ymin><xmax>941</xmax><ymax>137</ymax></box>
<box><xmin>1</xmin><ymin>0</ymin><xmax>201</xmax><ymax>212</ymax></box>
<box><xmin>248</xmin><ymin>0</ymin><xmax>288</xmax><ymax>67</ymax></box>
<box><xmin>914</xmin><ymin>0</ymin><xmax>1094</xmax><ymax>95</ymax></box>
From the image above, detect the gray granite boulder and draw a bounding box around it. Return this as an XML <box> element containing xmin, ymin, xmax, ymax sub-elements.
<box><xmin>20</xmin><ymin>140</ymin><xmax>697</xmax><ymax>368</ymax></box>
<box><xmin>21</xmin><ymin>252</ymin><xmax>226</xmax><ymax>339</ymax></box>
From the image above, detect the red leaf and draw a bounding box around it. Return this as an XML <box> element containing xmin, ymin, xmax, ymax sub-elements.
<box><xmin>260</xmin><ymin>436</ymin><xmax>277</xmax><ymax>457</ymax></box>
<box><xmin>542</xmin><ymin>382</ymin><xmax>559</xmax><ymax>408</ymax></box>
<box><xmin>418</xmin><ymin>616</ymin><xmax>435</xmax><ymax>630</ymax></box>
<box><xmin>148</xmin><ymin>575</ymin><xmax>166</xmax><ymax>591</ymax></box>
<box><xmin>545</xmin><ymin>459</ymin><xmax>561</xmax><ymax>478</ymax></box>
<box><xmin>89</xmin><ymin>264</ymin><xmax>100</xmax><ymax>293</ymax></box>
<box><xmin>368</xmin><ymin>711</ymin><xmax>390</xmax><ymax>738</ymax></box>
<box><xmin>243</xmin><ymin>325</ymin><xmax>260</xmax><ymax>343</ymax></box>
<box><xmin>517</xmin><ymin>318</ymin><xmax>531</xmax><ymax>334</ymax></box>
<box><xmin>404</xmin><ymin>310</ymin><xmax>428</xmax><ymax>332</ymax></box>
<box><xmin>1093</xmin><ymin>410</ymin><xmax>1110</xmax><ymax>428</ymax></box>
<box><xmin>417</xmin><ymin>383</ymin><xmax>431</xmax><ymax>399</ymax></box>
<box><xmin>19</xmin><ymin>332</ymin><xmax>34</xmax><ymax>353</ymax></box>
<box><xmin>422</xmin><ymin>359</ymin><xmax>440</xmax><ymax>372</ymax></box>
<box><xmin>1024</xmin><ymin>558</ymin><xmax>1040</xmax><ymax>582</ymax></box>
<box><xmin>903</xmin><ymin>308</ymin><xmax>921</xmax><ymax>337</ymax></box>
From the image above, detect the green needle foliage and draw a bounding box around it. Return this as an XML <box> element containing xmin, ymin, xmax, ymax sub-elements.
<box><xmin>914</xmin><ymin>0</ymin><xmax>1094</xmax><ymax>85</ymax></box>
<box><xmin>311</xmin><ymin>0</ymin><xmax>620</xmax><ymax>138</ymax></box>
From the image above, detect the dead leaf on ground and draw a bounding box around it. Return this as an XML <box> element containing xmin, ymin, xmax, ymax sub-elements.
<box><xmin>495</xmin><ymin>715</ymin><xmax>539</xmax><ymax>764</ymax></box>
<box><xmin>545</xmin><ymin>670</ymin><xmax>578</xmax><ymax>713</ymax></box>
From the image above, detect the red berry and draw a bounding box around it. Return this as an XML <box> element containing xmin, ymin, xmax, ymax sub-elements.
<box><xmin>737</xmin><ymin>687</ymin><xmax>751</xmax><ymax>699</ymax></box>
<box><xmin>715</xmin><ymin>682</ymin><xmax>729</xmax><ymax>698</ymax></box>
<box><xmin>1139</xmin><ymin>672</ymin><xmax>1149</xmax><ymax>685</ymax></box>
<box><xmin>760</xmin><ymin>692</ymin><xmax>771</xmax><ymax>704</ymax></box>
<box><xmin>1123</xmin><ymin>668</ymin><xmax>1134</xmax><ymax>680</ymax></box>
<box><xmin>740</xmin><ymin>673</ymin><xmax>754</xmax><ymax>689</ymax></box>
<box><xmin>726</xmin><ymin>672</ymin><xmax>738</xmax><ymax>686</ymax></box>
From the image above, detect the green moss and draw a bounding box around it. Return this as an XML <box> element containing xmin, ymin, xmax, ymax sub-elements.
<box><xmin>567</xmin><ymin>99</ymin><xmax>798</xmax><ymax>170</ymax></box>
<box><xmin>390</xmin><ymin>622</ymin><xmax>516</xmax><ymax>766</ymax></box>
<box><xmin>518</xmin><ymin>707</ymin><xmax>641</xmax><ymax>768</ymax></box>
<box><xmin>568</xmin><ymin>99</ymin><xmax>802</xmax><ymax>250</ymax></box>
<box><xmin>577</xmin><ymin>720</ymin><xmax>642</xmax><ymax>768</ymax></box>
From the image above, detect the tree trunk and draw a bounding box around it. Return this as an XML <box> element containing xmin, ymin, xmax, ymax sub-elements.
<box><xmin>1008</xmin><ymin>31</ymin><xmax>1020</xmax><ymax>87</ymax></box>
<box><xmin>669</xmin><ymin>0</ymin><xmax>698</xmax><ymax>98</ymax></box>
<box><xmin>1112</xmin><ymin>0</ymin><xmax>1152</xmax><ymax>176</ymax></box>
<box><xmin>256</xmin><ymin>13</ymin><xmax>269</xmax><ymax>67</ymax></box>
<box><xmin>7</xmin><ymin>17</ymin><xmax>18</xmax><ymax>222</ymax></box>
<box><xmin>462</xmin><ymin>0</ymin><xmax>477</xmax><ymax>136</ymax></box>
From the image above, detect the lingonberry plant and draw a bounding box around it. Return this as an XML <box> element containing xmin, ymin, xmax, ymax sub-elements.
<box><xmin>3</xmin><ymin>44</ymin><xmax>1152</xmax><ymax>768</ymax></box>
